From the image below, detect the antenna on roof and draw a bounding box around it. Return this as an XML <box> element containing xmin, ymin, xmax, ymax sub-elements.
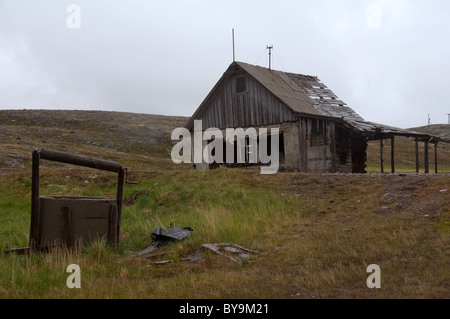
<box><xmin>267</xmin><ymin>45</ymin><xmax>273</xmax><ymax>69</ymax></box>
<box><xmin>232</xmin><ymin>28</ymin><xmax>236</xmax><ymax>62</ymax></box>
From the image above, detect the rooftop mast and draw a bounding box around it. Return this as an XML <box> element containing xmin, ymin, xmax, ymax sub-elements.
<box><xmin>267</xmin><ymin>45</ymin><xmax>273</xmax><ymax>69</ymax></box>
<box><xmin>232</xmin><ymin>29</ymin><xmax>236</xmax><ymax>62</ymax></box>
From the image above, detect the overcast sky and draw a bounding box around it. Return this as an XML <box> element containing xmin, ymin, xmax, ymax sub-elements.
<box><xmin>1</xmin><ymin>0</ymin><xmax>449</xmax><ymax>128</ymax></box>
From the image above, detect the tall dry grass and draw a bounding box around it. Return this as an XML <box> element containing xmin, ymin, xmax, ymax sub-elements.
<box><xmin>0</xmin><ymin>167</ymin><xmax>448</xmax><ymax>298</ymax></box>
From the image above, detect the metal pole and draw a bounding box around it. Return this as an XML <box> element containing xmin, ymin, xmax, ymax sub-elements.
<box><xmin>232</xmin><ymin>28</ymin><xmax>235</xmax><ymax>62</ymax></box>
<box><xmin>267</xmin><ymin>45</ymin><xmax>273</xmax><ymax>69</ymax></box>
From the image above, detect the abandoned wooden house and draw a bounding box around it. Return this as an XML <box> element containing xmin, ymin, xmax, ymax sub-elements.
<box><xmin>185</xmin><ymin>61</ymin><xmax>447</xmax><ymax>173</ymax></box>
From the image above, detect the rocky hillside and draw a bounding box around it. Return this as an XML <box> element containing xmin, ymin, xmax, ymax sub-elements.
<box><xmin>0</xmin><ymin>109</ymin><xmax>188</xmax><ymax>169</ymax></box>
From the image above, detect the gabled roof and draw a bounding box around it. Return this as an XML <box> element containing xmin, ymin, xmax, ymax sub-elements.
<box><xmin>236</xmin><ymin>62</ymin><xmax>321</xmax><ymax>115</ymax></box>
<box><xmin>237</xmin><ymin>61</ymin><xmax>364</xmax><ymax>121</ymax></box>
<box><xmin>187</xmin><ymin>61</ymin><xmax>447</xmax><ymax>142</ymax></box>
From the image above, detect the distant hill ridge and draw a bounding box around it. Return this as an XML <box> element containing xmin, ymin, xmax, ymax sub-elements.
<box><xmin>1</xmin><ymin>109</ymin><xmax>449</xmax><ymax>170</ymax></box>
<box><xmin>409</xmin><ymin>124</ymin><xmax>450</xmax><ymax>139</ymax></box>
<box><xmin>0</xmin><ymin>109</ymin><xmax>188</xmax><ymax>168</ymax></box>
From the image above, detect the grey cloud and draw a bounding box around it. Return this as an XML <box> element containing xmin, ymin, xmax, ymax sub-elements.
<box><xmin>0</xmin><ymin>0</ymin><xmax>449</xmax><ymax>127</ymax></box>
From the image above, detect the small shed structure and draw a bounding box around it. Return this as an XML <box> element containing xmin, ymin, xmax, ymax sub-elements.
<box><xmin>185</xmin><ymin>61</ymin><xmax>447</xmax><ymax>173</ymax></box>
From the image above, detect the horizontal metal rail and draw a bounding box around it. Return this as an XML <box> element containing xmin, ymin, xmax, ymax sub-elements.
<box><xmin>39</xmin><ymin>148</ymin><xmax>122</xmax><ymax>173</ymax></box>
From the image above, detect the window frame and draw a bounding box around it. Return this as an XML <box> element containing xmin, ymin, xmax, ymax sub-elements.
<box><xmin>310</xmin><ymin>119</ymin><xmax>328</xmax><ymax>146</ymax></box>
<box><xmin>235</xmin><ymin>76</ymin><xmax>248</xmax><ymax>95</ymax></box>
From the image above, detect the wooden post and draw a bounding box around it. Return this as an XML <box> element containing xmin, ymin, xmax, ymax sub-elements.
<box><xmin>424</xmin><ymin>141</ymin><xmax>429</xmax><ymax>174</ymax></box>
<box><xmin>108</xmin><ymin>205</ymin><xmax>119</xmax><ymax>246</ymax></box>
<box><xmin>391</xmin><ymin>136</ymin><xmax>395</xmax><ymax>174</ymax></box>
<box><xmin>61</xmin><ymin>207</ymin><xmax>73</xmax><ymax>249</ymax></box>
<box><xmin>380</xmin><ymin>138</ymin><xmax>384</xmax><ymax>174</ymax></box>
<box><xmin>298</xmin><ymin>118</ymin><xmax>307</xmax><ymax>172</ymax></box>
<box><xmin>323</xmin><ymin>123</ymin><xmax>328</xmax><ymax>172</ymax></box>
<box><xmin>29</xmin><ymin>150</ymin><xmax>40</xmax><ymax>249</ymax></box>
<box><xmin>415</xmin><ymin>138</ymin><xmax>419</xmax><ymax>173</ymax></box>
<box><xmin>434</xmin><ymin>143</ymin><xmax>438</xmax><ymax>174</ymax></box>
<box><xmin>116</xmin><ymin>167</ymin><xmax>125</xmax><ymax>243</ymax></box>
<box><xmin>330</xmin><ymin>121</ymin><xmax>336</xmax><ymax>173</ymax></box>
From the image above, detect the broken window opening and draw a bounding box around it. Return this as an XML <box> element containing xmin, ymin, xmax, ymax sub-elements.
<box><xmin>311</xmin><ymin>119</ymin><xmax>327</xmax><ymax>145</ymax></box>
<box><xmin>236</xmin><ymin>77</ymin><xmax>247</xmax><ymax>94</ymax></box>
<box><xmin>217</xmin><ymin>130</ymin><xmax>285</xmax><ymax>168</ymax></box>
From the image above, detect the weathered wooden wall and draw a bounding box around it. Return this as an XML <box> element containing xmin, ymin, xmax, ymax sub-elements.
<box><xmin>335</xmin><ymin>125</ymin><xmax>353</xmax><ymax>173</ymax></box>
<box><xmin>192</xmin><ymin>119</ymin><xmax>367</xmax><ymax>173</ymax></box>
<box><xmin>197</xmin><ymin>75</ymin><xmax>296</xmax><ymax>130</ymax></box>
<box><xmin>334</xmin><ymin>124</ymin><xmax>367</xmax><ymax>173</ymax></box>
<box><xmin>282</xmin><ymin>122</ymin><xmax>300</xmax><ymax>170</ymax></box>
<box><xmin>351</xmin><ymin>134</ymin><xmax>367</xmax><ymax>173</ymax></box>
<box><xmin>303</xmin><ymin>118</ymin><xmax>334</xmax><ymax>172</ymax></box>
<box><xmin>188</xmin><ymin>66</ymin><xmax>367</xmax><ymax>173</ymax></box>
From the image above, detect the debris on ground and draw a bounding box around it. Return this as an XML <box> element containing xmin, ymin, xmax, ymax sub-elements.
<box><xmin>201</xmin><ymin>242</ymin><xmax>261</xmax><ymax>264</ymax></box>
<box><xmin>148</xmin><ymin>260</ymin><xmax>173</xmax><ymax>266</ymax></box>
<box><xmin>434</xmin><ymin>211</ymin><xmax>443</xmax><ymax>218</ymax></box>
<box><xmin>180</xmin><ymin>250</ymin><xmax>204</xmax><ymax>262</ymax></box>
<box><xmin>116</xmin><ymin>225</ymin><xmax>262</xmax><ymax>266</ymax></box>
<box><xmin>116</xmin><ymin>226</ymin><xmax>193</xmax><ymax>262</ymax></box>
<box><xmin>144</xmin><ymin>242</ymin><xmax>261</xmax><ymax>266</ymax></box>
<box><xmin>146</xmin><ymin>249</ymin><xmax>206</xmax><ymax>266</ymax></box>
<box><xmin>151</xmin><ymin>226</ymin><xmax>194</xmax><ymax>247</ymax></box>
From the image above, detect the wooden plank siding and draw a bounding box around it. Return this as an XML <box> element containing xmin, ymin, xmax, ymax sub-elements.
<box><xmin>185</xmin><ymin>61</ymin><xmax>376</xmax><ymax>174</ymax></box>
<box><xmin>335</xmin><ymin>125</ymin><xmax>353</xmax><ymax>173</ymax></box>
<box><xmin>196</xmin><ymin>75</ymin><xmax>296</xmax><ymax>130</ymax></box>
<box><xmin>303</xmin><ymin>118</ymin><xmax>335</xmax><ymax>173</ymax></box>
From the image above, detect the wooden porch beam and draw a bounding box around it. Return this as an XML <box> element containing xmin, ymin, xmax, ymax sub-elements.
<box><xmin>391</xmin><ymin>136</ymin><xmax>395</xmax><ymax>174</ymax></box>
<box><xmin>415</xmin><ymin>138</ymin><xmax>419</xmax><ymax>173</ymax></box>
<box><xmin>380</xmin><ymin>137</ymin><xmax>384</xmax><ymax>174</ymax></box>
<box><xmin>434</xmin><ymin>143</ymin><xmax>438</xmax><ymax>174</ymax></box>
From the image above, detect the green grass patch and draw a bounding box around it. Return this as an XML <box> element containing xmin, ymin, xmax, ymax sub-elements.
<box><xmin>0</xmin><ymin>167</ymin><xmax>449</xmax><ymax>298</ymax></box>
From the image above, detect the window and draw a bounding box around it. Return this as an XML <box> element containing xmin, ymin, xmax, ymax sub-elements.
<box><xmin>310</xmin><ymin>119</ymin><xmax>327</xmax><ymax>145</ymax></box>
<box><xmin>236</xmin><ymin>77</ymin><xmax>247</xmax><ymax>94</ymax></box>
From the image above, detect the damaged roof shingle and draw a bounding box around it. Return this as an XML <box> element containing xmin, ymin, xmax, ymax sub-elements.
<box><xmin>237</xmin><ymin>62</ymin><xmax>447</xmax><ymax>142</ymax></box>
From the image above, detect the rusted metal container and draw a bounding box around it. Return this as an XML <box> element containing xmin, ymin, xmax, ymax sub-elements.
<box><xmin>38</xmin><ymin>195</ymin><xmax>118</xmax><ymax>247</ymax></box>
